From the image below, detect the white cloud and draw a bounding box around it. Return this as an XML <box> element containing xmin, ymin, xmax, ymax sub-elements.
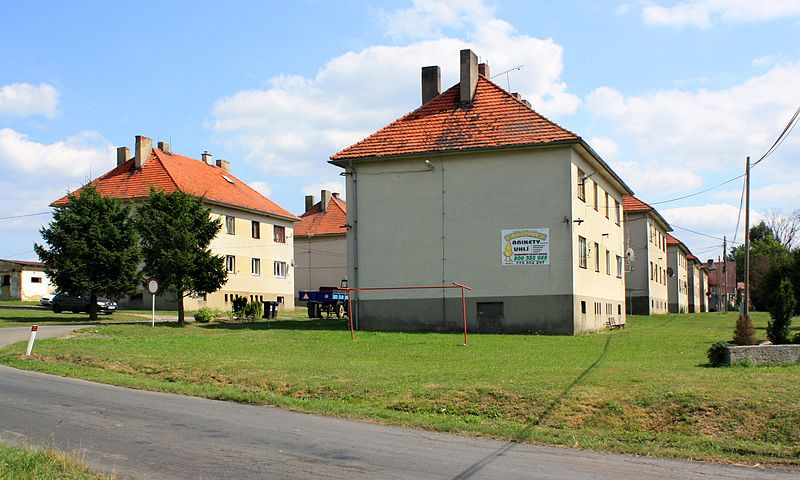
<box><xmin>641</xmin><ymin>0</ymin><xmax>800</xmax><ymax>29</ymax></box>
<box><xmin>210</xmin><ymin>0</ymin><xmax>579</xmax><ymax>176</ymax></box>
<box><xmin>586</xmin><ymin>63</ymin><xmax>800</xmax><ymax>177</ymax></box>
<box><xmin>661</xmin><ymin>203</ymin><xmax>763</xmax><ymax>248</ymax></box>
<box><xmin>0</xmin><ymin>82</ymin><xmax>59</xmax><ymax>118</ymax></box>
<box><xmin>302</xmin><ymin>180</ymin><xmax>346</xmax><ymax>198</ymax></box>
<box><xmin>248</xmin><ymin>180</ymin><xmax>273</xmax><ymax>198</ymax></box>
<box><xmin>0</xmin><ymin>129</ymin><xmax>115</xmax><ymax>179</ymax></box>
<box><xmin>587</xmin><ymin>136</ymin><xmax>619</xmax><ymax>160</ymax></box>
<box><xmin>609</xmin><ymin>160</ymin><xmax>703</xmax><ymax>198</ymax></box>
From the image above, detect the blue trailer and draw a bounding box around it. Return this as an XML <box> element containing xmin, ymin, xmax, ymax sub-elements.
<box><xmin>298</xmin><ymin>288</ymin><xmax>349</xmax><ymax>318</ymax></box>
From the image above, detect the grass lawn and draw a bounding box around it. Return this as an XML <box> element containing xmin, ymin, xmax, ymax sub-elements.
<box><xmin>0</xmin><ymin>443</ymin><xmax>112</xmax><ymax>479</ymax></box>
<box><xmin>1</xmin><ymin>310</ymin><xmax>798</xmax><ymax>467</ymax></box>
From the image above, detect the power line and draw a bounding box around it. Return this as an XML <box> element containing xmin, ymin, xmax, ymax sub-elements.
<box><xmin>0</xmin><ymin>211</ymin><xmax>50</xmax><ymax>221</ymax></box>
<box><xmin>670</xmin><ymin>224</ymin><xmax>743</xmax><ymax>245</ymax></box>
<box><xmin>647</xmin><ymin>103</ymin><xmax>800</xmax><ymax>206</ymax></box>
<box><xmin>732</xmin><ymin>175</ymin><xmax>747</xmax><ymax>245</ymax></box>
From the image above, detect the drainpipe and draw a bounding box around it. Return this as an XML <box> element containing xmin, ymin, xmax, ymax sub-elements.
<box><xmin>348</xmin><ymin>159</ymin><xmax>359</xmax><ymax>329</ymax></box>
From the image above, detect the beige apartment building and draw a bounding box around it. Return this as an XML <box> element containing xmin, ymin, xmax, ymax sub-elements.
<box><xmin>0</xmin><ymin>259</ymin><xmax>53</xmax><ymax>301</ymax></box>
<box><xmin>667</xmin><ymin>234</ymin><xmax>690</xmax><ymax>313</ymax></box>
<box><xmin>330</xmin><ymin>49</ymin><xmax>632</xmax><ymax>335</ymax></box>
<box><xmin>294</xmin><ymin>190</ymin><xmax>347</xmax><ymax>296</ymax></box>
<box><xmin>54</xmin><ymin>135</ymin><xmax>298</xmax><ymax>311</ymax></box>
<box><xmin>687</xmin><ymin>255</ymin><xmax>702</xmax><ymax>313</ymax></box>
<box><xmin>622</xmin><ymin>195</ymin><xmax>670</xmax><ymax>315</ymax></box>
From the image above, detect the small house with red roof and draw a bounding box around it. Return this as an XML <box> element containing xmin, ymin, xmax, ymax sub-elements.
<box><xmin>53</xmin><ymin>135</ymin><xmax>299</xmax><ymax>312</ymax></box>
<box><xmin>622</xmin><ymin>194</ymin><xmax>671</xmax><ymax>314</ymax></box>
<box><xmin>294</xmin><ymin>190</ymin><xmax>347</xmax><ymax>296</ymax></box>
<box><xmin>330</xmin><ymin>50</ymin><xmax>633</xmax><ymax>335</ymax></box>
<box><xmin>666</xmin><ymin>234</ymin><xmax>691</xmax><ymax>313</ymax></box>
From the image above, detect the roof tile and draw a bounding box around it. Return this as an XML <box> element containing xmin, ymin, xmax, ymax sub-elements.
<box><xmin>294</xmin><ymin>195</ymin><xmax>347</xmax><ymax>236</ymax></box>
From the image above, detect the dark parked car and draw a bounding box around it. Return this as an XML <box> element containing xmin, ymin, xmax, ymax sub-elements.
<box><xmin>51</xmin><ymin>293</ymin><xmax>117</xmax><ymax>314</ymax></box>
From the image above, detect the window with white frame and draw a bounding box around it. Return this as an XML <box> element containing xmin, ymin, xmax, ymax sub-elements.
<box><xmin>605</xmin><ymin>250</ymin><xmax>611</xmax><ymax>275</ymax></box>
<box><xmin>274</xmin><ymin>225</ymin><xmax>286</xmax><ymax>243</ymax></box>
<box><xmin>616</xmin><ymin>255</ymin><xmax>623</xmax><ymax>278</ymax></box>
<box><xmin>225</xmin><ymin>216</ymin><xmax>235</xmax><ymax>235</ymax></box>
<box><xmin>593</xmin><ymin>183</ymin><xmax>599</xmax><ymax>211</ymax></box>
<box><xmin>578</xmin><ymin>236</ymin><xmax>587</xmax><ymax>268</ymax></box>
<box><xmin>604</xmin><ymin>192</ymin><xmax>610</xmax><ymax>219</ymax></box>
<box><xmin>594</xmin><ymin>242</ymin><xmax>600</xmax><ymax>272</ymax></box>
<box><xmin>225</xmin><ymin>255</ymin><xmax>235</xmax><ymax>273</ymax></box>
<box><xmin>252</xmin><ymin>258</ymin><xmax>260</xmax><ymax>276</ymax></box>
<box><xmin>274</xmin><ymin>260</ymin><xmax>287</xmax><ymax>278</ymax></box>
<box><xmin>252</xmin><ymin>221</ymin><xmax>260</xmax><ymax>239</ymax></box>
<box><xmin>615</xmin><ymin>199</ymin><xmax>621</xmax><ymax>225</ymax></box>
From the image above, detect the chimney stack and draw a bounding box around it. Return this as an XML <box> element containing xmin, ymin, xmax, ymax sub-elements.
<box><xmin>478</xmin><ymin>62</ymin><xmax>490</xmax><ymax>78</ymax></box>
<box><xmin>215</xmin><ymin>159</ymin><xmax>230</xmax><ymax>172</ymax></box>
<box><xmin>459</xmin><ymin>49</ymin><xmax>478</xmax><ymax>105</ymax></box>
<box><xmin>201</xmin><ymin>151</ymin><xmax>213</xmax><ymax>166</ymax></box>
<box><xmin>305</xmin><ymin>195</ymin><xmax>315</xmax><ymax>212</ymax></box>
<box><xmin>157</xmin><ymin>141</ymin><xmax>170</xmax><ymax>153</ymax></box>
<box><xmin>134</xmin><ymin>135</ymin><xmax>152</xmax><ymax>170</ymax></box>
<box><xmin>321</xmin><ymin>190</ymin><xmax>332</xmax><ymax>212</ymax></box>
<box><xmin>421</xmin><ymin>66</ymin><xmax>441</xmax><ymax>105</ymax></box>
<box><xmin>116</xmin><ymin>146</ymin><xmax>129</xmax><ymax>167</ymax></box>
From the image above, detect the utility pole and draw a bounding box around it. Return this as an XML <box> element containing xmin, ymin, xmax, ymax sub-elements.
<box><xmin>722</xmin><ymin>236</ymin><xmax>727</xmax><ymax>313</ymax></box>
<box><xmin>743</xmin><ymin>156</ymin><xmax>751</xmax><ymax>318</ymax></box>
<box><xmin>717</xmin><ymin>255</ymin><xmax>722</xmax><ymax>312</ymax></box>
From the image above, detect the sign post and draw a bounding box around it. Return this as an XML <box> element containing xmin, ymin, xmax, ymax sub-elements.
<box><xmin>25</xmin><ymin>325</ymin><xmax>38</xmax><ymax>356</ymax></box>
<box><xmin>146</xmin><ymin>278</ymin><xmax>160</xmax><ymax>327</ymax></box>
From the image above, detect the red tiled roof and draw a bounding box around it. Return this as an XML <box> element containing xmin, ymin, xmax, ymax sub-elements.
<box><xmin>331</xmin><ymin>76</ymin><xmax>579</xmax><ymax>160</ymax></box>
<box><xmin>294</xmin><ymin>195</ymin><xmax>347</xmax><ymax>237</ymax></box>
<box><xmin>0</xmin><ymin>259</ymin><xmax>45</xmax><ymax>269</ymax></box>
<box><xmin>623</xmin><ymin>194</ymin><xmax>672</xmax><ymax>232</ymax></box>
<box><xmin>53</xmin><ymin>149</ymin><xmax>298</xmax><ymax>221</ymax></box>
<box><xmin>666</xmin><ymin>233</ymin><xmax>681</xmax><ymax>246</ymax></box>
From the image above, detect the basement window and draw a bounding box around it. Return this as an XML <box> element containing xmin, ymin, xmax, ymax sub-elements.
<box><xmin>31</xmin><ymin>277</ymin><xmax>42</xmax><ymax>283</ymax></box>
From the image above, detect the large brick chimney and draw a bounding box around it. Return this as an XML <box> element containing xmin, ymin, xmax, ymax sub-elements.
<box><xmin>134</xmin><ymin>135</ymin><xmax>152</xmax><ymax>170</ymax></box>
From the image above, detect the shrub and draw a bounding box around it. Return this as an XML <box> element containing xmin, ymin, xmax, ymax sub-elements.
<box><xmin>243</xmin><ymin>301</ymin><xmax>263</xmax><ymax>322</ymax></box>
<box><xmin>767</xmin><ymin>278</ymin><xmax>796</xmax><ymax>344</ymax></box>
<box><xmin>707</xmin><ymin>341</ymin><xmax>731</xmax><ymax>367</ymax></box>
<box><xmin>231</xmin><ymin>296</ymin><xmax>248</xmax><ymax>313</ymax></box>
<box><xmin>193</xmin><ymin>307</ymin><xmax>217</xmax><ymax>323</ymax></box>
<box><xmin>733</xmin><ymin>314</ymin><xmax>757</xmax><ymax>345</ymax></box>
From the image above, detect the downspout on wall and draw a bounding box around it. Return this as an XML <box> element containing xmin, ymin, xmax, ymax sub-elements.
<box><xmin>347</xmin><ymin>159</ymin><xmax>359</xmax><ymax>329</ymax></box>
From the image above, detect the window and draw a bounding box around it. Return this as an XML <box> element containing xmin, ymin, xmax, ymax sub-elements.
<box><xmin>251</xmin><ymin>221</ymin><xmax>260</xmax><ymax>239</ymax></box>
<box><xmin>1</xmin><ymin>275</ymin><xmax>9</xmax><ymax>286</ymax></box>
<box><xmin>615</xmin><ymin>199</ymin><xmax>621</xmax><ymax>225</ymax></box>
<box><xmin>616</xmin><ymin>255</ymin><xmax>623</xmax><ymax>278</ymax></box>
<box><xmin>650</xmin><ymin>261</ymin><xmax>654</xmax><ymax>280</ymax></box>
<box><xmin>593</xmin><ymin>182</ymin><xmax>598</xmax><ymax>211</ymax></box>
<box><xmin>274</xmin><ymin>260</ymin><xmax>287</xmax><ymax>278</ymax></box>
<box><xmin>251</xmin><ymin>258</ymin><xmax>261</xmax><ymax>276</ymax></box>
<box><xmin>578</xmin><ymin>236</ymin><xmax>587</xmax><ymax>268</ymax></box>
<box><xmin>577</xmin><ymin>168</ymin><xmax>586</xmax><ymax>201</ymax></box>
<box><xmin>225</xmin><ymin>255</ymin><xmax>235</xmax><ymax>273</ymax></box>
<box><xmin>274</xmin><ymin>225</ymin><xmax>286</xmax><ymax>243</ymax></box>
<box><xmin>618</xmin><ymin>304</ymin><xmax>622</xmax><ymax>316</ymax></box>
<box><xmin>605</xmin><ymin>250</ymin><xmax>611</xmax><ymax>275</ymax></box>
<box><xmin>224</xmin><ymin>293</ymin><xmax>228</xmax><ymax>302</ymax></box>
<box><xmin>604</xmin><ymin>192</ymin><xmax>610</xmax><ymax>218</ymax></box>
<box><xmin>31</xmin><ymin>277</ymin><xmax>42</xmax><ymax>283</ymax></box>
<box><xmin>581</xmin><ymin>301</ymin><xmax>587</xmax><ymax>315</ymax></box>
<box><xmin>225</xmin><ymin>216</ymin><xmax>235</xmax><ymax>235</ymax></box>
<box><xmin>594</xmin><ymin>242</ymin><xmax>600</xmax><ymax>272</ymax></box>
<box><xmin>277</xmin><ymin>296</ymin><xmax>284</xmax><ymax>304</ymax></box>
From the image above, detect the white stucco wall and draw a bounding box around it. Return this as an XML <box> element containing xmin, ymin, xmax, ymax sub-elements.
<box><xmin>623</xmin><ymin>213</ymin><xmax>668</xmax><ymax>314</ymax></box>
<box><xmin>668</xmin><ymin>246</ymin><xmax>689</xmax><ymax>313</ymax></box>
<box><xmin>294</xmin><ymin>234</ymin><xmax>347</xmax><ymax>293</ymax></box>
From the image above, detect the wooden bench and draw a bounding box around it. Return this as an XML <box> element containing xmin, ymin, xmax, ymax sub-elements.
<box><xmin>606</xmin><ymin>317</ymin><xmax>625</xmax><ymax>330</ymax></box>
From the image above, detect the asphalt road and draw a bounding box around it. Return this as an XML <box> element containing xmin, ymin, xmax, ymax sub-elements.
<box><xmin>0</xmin><ymin>324</ymin><xmax>94</xmax><ymax>348</ymax></box>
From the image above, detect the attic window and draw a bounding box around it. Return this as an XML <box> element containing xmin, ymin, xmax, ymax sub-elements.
<box><xmin>222</xmin><ymin>175</ymin><xmax>234</xmax><ymax>184</ymax></box>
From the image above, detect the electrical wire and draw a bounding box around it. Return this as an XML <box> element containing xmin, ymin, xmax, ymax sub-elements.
<box><xmin>670</xmin><ymin>224</ymin><xmax>743</xmax><ymax>245</ymax></box>
<box><xmin>647</xmin><ymin>103</ymin><xmax>800</xmax><ymax>206</ymax></box>
<box><xmin>0</xmin><ymin>211</ymin><xmax>50</xmax><ymax>221</ymax></box>
<box><xmin>731</xmin><ymin>176</ymin><xmax>747</xmax><ymax>245</ymax></box>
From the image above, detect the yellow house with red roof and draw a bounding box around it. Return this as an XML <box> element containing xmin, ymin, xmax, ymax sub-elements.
<box><xmin>293</xmin><ymin>190</ymin><xmax>347</xmax><ymax>296</ymax></box>
<box><xmin>54</xmin><ymin>135</ymin><xmax>299</xmax><ymax>312</ymax></box>
<box><xmin>330</xmin><ymin>50</ymin><xmax>633</xmax><ymax>335</ymax></box>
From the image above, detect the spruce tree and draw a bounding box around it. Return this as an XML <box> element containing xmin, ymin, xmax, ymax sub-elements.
<box><xmin>34</xmin><ymin>185</ymin><xmax>142</xmax><ymax>320</ymax></box>
<box><xmin>136</xmin><ymin>189</ymin><xmax>227</xmax><ymax>326</ymax></box>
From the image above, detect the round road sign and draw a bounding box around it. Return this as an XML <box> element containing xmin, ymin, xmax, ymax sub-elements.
<box><xmin>147</xmin><ymin>277</ymin><xmax>160</xmax><ymax>295</ymax></box>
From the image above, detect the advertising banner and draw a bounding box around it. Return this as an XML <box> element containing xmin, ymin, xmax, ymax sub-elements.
<box><xmin>502</xmin><ymin>228</ymin><xmax>550</xmax><ymax>266</ymax></box>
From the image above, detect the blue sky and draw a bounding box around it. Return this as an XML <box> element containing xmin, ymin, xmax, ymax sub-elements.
<box><xmin>2</xmin><ymin>0</ymin><xmax>799</xmax><ymax>262</ymax></box>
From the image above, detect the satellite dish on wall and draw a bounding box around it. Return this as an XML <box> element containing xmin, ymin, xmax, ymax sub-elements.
<box><xmin>626</xmin><ymin>248</ymin><xmax>636</xmax><ymax>262</ymax></box>
<box><xmin>667</xmin><ymin>267</ymin><xmax>675</xmax><ymax>277</ymax></box>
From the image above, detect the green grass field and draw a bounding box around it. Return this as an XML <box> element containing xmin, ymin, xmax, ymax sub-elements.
<box><xmin>1</xmin><ymin>309</ymin><xmax>798</xmax><ymax>466</ymax></box>
<box><xmin>0</xmin><ymin>443</ymin><xmax>112</xmax><ymax>479</ymax></box>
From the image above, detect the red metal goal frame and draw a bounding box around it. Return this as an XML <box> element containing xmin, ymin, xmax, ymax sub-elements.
<box><xmin>341</xmin><ymin>282</ymin><xmax>473</xmax><ymax>345</ymax></box>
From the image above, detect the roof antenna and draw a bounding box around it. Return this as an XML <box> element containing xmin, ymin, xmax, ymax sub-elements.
<box><xmin>491</xmin><ymin>65</ymin><xmax>524</xmax><ymax>92</ymax></box>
